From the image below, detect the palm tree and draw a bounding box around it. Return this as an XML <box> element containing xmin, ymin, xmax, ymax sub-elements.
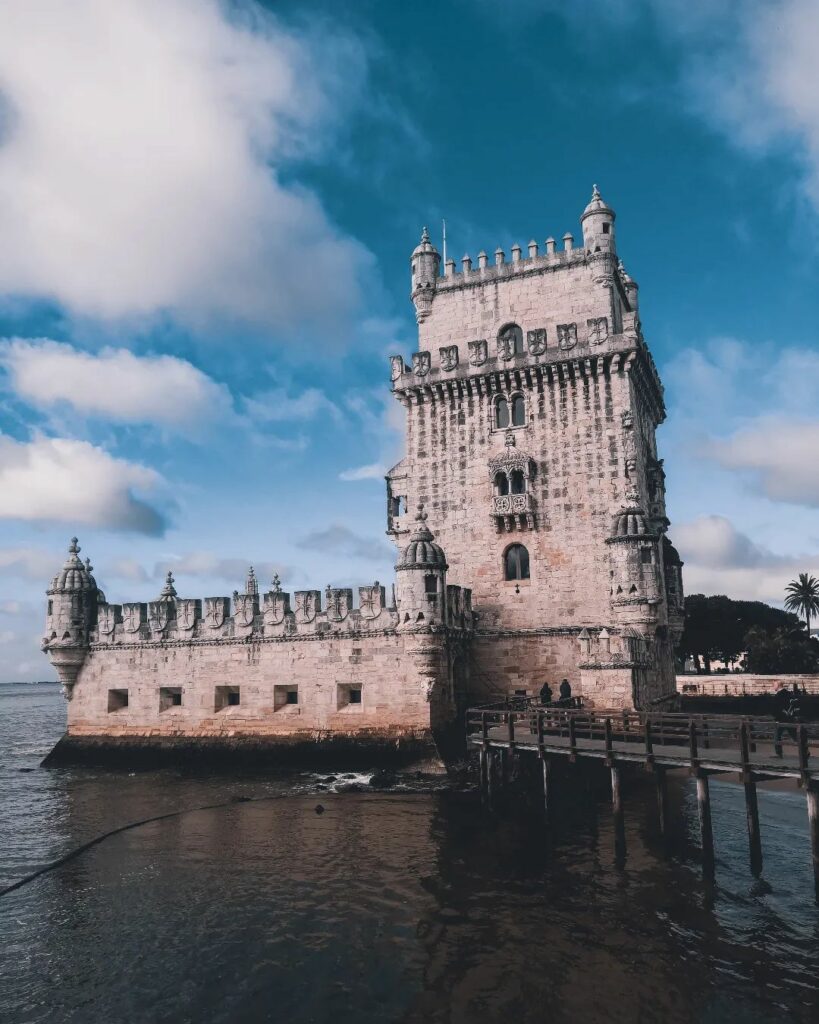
<box><xmin>784</xmin><ymin>573</ymin><xmax>819</xmax><ymax>637</ymax></box>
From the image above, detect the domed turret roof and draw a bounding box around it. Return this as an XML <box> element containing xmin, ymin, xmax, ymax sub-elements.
<box><xmin>581</xmin><ymin>183</ymin><xmax>615</xmax><ymax>222</ymax></box>
<box><xmin>49</xmin><ymin>538</ymin><xmax>98</xmax><ymax>593</ymax></box>
<box><xmin>396</xmin><ymin>506</ymin><xmax>448</xmax><ymax>570</ymax></box>
<box><xmin>611</xmin><ymin>493</ymin><xmax>651</xmax><ymax>538</ymax></box>
<box><xmin>411</xmin><ymin>226</ymin><xmax>439</xmax><ymax>259</ymax></box>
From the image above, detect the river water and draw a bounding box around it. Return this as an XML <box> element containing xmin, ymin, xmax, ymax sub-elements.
<box><xmin>1</xmin><ymin>682</ymin><xmax>819</xmax><ymax>1024</ymax></box>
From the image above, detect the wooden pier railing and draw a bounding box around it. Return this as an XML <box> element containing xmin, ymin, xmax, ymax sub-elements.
<box><xmin>466</xmin><ymin>702</ymin><xmax>819</xmax><ymax>897</ymax></box>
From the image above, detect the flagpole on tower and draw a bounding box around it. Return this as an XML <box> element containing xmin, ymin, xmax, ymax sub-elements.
<box><xmin>442</xmin><ymin>219</ymin><xmax>447</xmax><ymax>267</ymax></box>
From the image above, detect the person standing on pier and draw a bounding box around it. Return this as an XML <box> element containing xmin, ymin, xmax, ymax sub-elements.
<box><xmin>539</xmin><ymin>681</ymin><xmax>553</xmax><ymax>705</ymax></box>
<box><xmin>559</xmin><ymin>678</ymin><xmax>572</xmax><ymax>704</ymax></box>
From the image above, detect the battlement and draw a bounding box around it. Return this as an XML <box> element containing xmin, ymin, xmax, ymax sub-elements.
<box><xmin>438</xmin><ymin>233</ymin><xmax>590</xmax><ymax>289</ymax></box>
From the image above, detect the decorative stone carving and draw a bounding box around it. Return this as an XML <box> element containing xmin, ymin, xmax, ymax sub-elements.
<box><xmin>148</xmin><ymin>600</ymin><xmax>172</xmax><ymax>635</ymax></box>
<box><xmin>412</xmin><ymin>351</ymin><xmax>431</xmax><ymax>376</ymax></box>
<box><xmin>497</xmin><ymin>324</ymin><xmax>522</xmax><ymax>361</ymax></box>
<box><xmin>295</xmin><ymin>590</ymin><xmax>321</xmax><ymax>624</ymax></box>
<box><xmin>621</xmin><ymin>410</ymin><xmax>633</xmax><ymax>429</ymax></box>
<box><xmin>233</xmin><ymin>593</ymin><xmax>257</xmax><ymax>629</ymax></box>
<box><xmin>177</xmin><ymin>598</ymin><xmax>200</xmax><ymax>632</ymax></box>
<box><xmin>325</xmin><ymin>587</ymin><xmax>353</xmax><ymax>622</ymax></box>
<box><xmin>204</xmin><ymin>597</ymin><xmax>229</xmax><ymax>630</ymax></box>
<box><xmin>390</xmin><ymin>355</ymin><xmax>404</xmax><ymax>381</ymax></box>
<box><xmin>439</xmin><ymin>345</ymin><xmax>459</xmax><ymax>371</ymax></box>
<box><xmin>122</xmin><ymin>602</ymin><xmax>145</xmax><ymax>634</ymax></box>
<box><xmin>527</xmin><ymin>328</ymin><xmax>547</xmax><ymax>355</ymax></box>
<box><xmin>468</xmin><ymin>339</ymin><xmax>488</xmax><ymax>366</ymax></box>
<box><xmin>557</xmin><ymin>323</ymin><xmax>577</xmax><ymax>350</ymax></box>
<box><xmin>98</xmin><ymin>604</ymin><xmax>117</xmax><ymax>636</ymax></box>
<box><xmin>359</xmin><ymin>581</ymin><xmax>385</xmax><ymax>620</ymax></box>
<box><xmin>263</xmin><ymin>591</ymin><xmax>290</xmax><ymax>626</ymax></box>
<box><xmin>587</xmin><ymin>316</ymin><xmax>609</xmax><ymax>345</ymax></box>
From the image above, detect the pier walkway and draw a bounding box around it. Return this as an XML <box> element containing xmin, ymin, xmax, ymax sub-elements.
<box><xmin>466</xmin><ymin>702</ymin><xmax>819</xmax><ymax>895</ymax></box>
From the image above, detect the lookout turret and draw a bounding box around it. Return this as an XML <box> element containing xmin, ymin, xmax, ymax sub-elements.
<box><xmin>410</xmin><ymin>227</ymin><xmax>440</xmax><ymax>324</ymax></box>
<box><xmin>43</xmin><ymin>538</ymin><xmax>101</xmax><ymax>698</ymax></box>
<box><xmin>580</xmin><ymin>184</ymin><xmax>616</xmax><ymax>256</ymax></box>
<box><xmin>395</xmin><ymin>505</ymin><xmax>448</xmax><ymax>629</ymax></box>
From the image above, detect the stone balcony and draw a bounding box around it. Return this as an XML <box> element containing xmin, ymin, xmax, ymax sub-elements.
<box><xmin>491</xmin><ymin>492</ymin><xmax>535</xmax><ymax>531</ymax></box>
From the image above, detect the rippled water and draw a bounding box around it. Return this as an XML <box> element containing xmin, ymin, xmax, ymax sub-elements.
<box><xmin>2</xmin><ymin>683</ymin><xmax>819</xmax><ymax>1023</ymax></box>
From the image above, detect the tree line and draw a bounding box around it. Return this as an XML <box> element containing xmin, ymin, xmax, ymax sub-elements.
<box><xmin>681</xmin><ymin>586</ymin><xmax>819</xmax><ymax>675</ymax></box>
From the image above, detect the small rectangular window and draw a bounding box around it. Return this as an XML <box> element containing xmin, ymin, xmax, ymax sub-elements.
<box><xmin>514</xmin><ymin>689</ymin><xmax>527</xmax><ymax>697</ymax></box>
<box><xmin>215</xmin><ymin>685</ymin><xmax>240</xmax><ymax>711</ymax></box>
<box><xmin>641</xmin><ymin>548</ymin><xmax>653</xmax><ymax>564</ymax></box>
<box><xmin>107</xmin><ymin>688</ymin><xmax>128</xmax><ymax>712</ymax></box>
<box><xmin>602</xmin><ymin>223</ymin><xmax>610</xmax><ymax>234</ymax></box>
<box><xmin>349</xmin><ymin>687</ymin><xmax>362</xmax><ymax>704</ymax></box>
<box><xmin>274</xmin><ymin>685</ymin><xmax>299</xmax><ymax>710</ymax></box>
<box><xmin>47</xmin><ymin>600</ymin><xmax>53</xmax><ymax>615</ymax></box>
<box><xmin>337</xmin><ymin>684</ymin><xmax>363</xmax><ymax>709</ymax></box>
<box><xmin>159</xmin><ymin>686</ymin><xmax>182</xmax><ymax>711</ymax></box>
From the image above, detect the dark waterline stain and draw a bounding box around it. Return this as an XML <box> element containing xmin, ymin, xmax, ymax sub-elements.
<box><xmin>1</xmin><ymin>685</ymin><xmax>819</xmax><ymax>1024</ymax></box>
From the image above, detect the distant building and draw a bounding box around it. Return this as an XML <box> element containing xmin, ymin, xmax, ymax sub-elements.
<box><xmin>43</xmin><ymin>188</ymin><xmax>684</xmax><ymax>765</ymax></box>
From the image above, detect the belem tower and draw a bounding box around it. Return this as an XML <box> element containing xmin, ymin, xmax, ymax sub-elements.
<box><xmin>42</xmin><ymin>187</ymin><xmax>685</xmax><ymax>765</ymax></box>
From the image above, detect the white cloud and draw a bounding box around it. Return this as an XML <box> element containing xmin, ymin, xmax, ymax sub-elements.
<box><xmin>707</xmin><ymin>420</ymin><xmax>819</xmax><ymax>507</ymax></box>
<box><xmin>675</xmin><ymin>514</ymin><xmax>819</xmax><ymax>603</ymax></box>
<box><xmin>0</xmin><ymin>0</ymin><xmax>373</xmax><ymax>329</ymax></box>
<box><xmin>0</xmin><ymin>433</ymin><xmax>166</xmax><ymax>533</ymax></box>
<box><xmin>339</xmin><ymin>463</ymin><xmax>386</xmax><ymax>482</ymax></box>
<box><xmin>0</xmin><ymin>338</ymin><xmax>234</xmax><ymax>430</ymax></box>
<box><xmin>154</xmin><ymin>552</ymin><xmax>291</xmax><ymax>587</ymax></box>
<box><xmin>244</xmin><ymin>387</ymin><xmax>340</xmax><ymax>424</ymax></box>
<box><xmin>0</xmin><ymin>547</ymin><xmax>57</xmax><ymax>580</ymax></box>
<box><xmin>296</xmin><ymin>524</ymin><xmax>395</xmax><ymax>563</ymax></box>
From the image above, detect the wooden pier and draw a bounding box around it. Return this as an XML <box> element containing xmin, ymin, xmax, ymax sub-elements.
<box><xmin>467</xmin><ymin>702</ymin><xmax>819</xmax><ymax>897</ymax></box>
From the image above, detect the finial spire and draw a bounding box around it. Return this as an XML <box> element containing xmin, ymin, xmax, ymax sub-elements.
<box><xmin>591</xmin><ymin>183</ymin><xmax>601</xmax><ymax>202</ymax></box>
<box><xmin>416</xmin><ymin>503</ymin><xmax>428</xmax><ymax>523</ymax></box>
<box><xmin>85</xmin><ymin>557</ymin><xmax>93</xmax><ymax>573</ymax></box>
<box><xmin>159</xmin><ymin>570</ymin><xmax>177</xmax><ymax>600</ymax></box>
<box><xmin>246</xmin><ymin>565</ymin><xmax>258</xmax><ymax>596</ymax></box>
<box><xmin>69</xmin><ymin>537</ymin><xmax>79</xmax><ymax>554</ymax></box>
<box><xmin>421</xmin><ymin>226</ymin><xmax>430</xmax><ymax>244</ymax></box>
<box><xmin>271</xmin><ymin>572</ymin><xmax>281</xmax><ymax>594</ymax></box>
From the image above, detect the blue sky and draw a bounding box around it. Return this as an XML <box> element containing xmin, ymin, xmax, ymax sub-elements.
<box><xmin>1</xmin><ymin>0</ymin><xmax>818</xmax><ymax>680</ymax></box>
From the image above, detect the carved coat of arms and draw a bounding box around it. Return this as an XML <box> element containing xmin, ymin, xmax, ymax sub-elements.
<box><xmin>98</xmin><ymin>604</ymin><xmax>116</xmax><ymax>636</ymax></box>
<box><xmin>527</xmin><ymin>328</ymin><xmax>547</xmax><ymax>356</ymax></box>
<box><xmin>148</xmin><ymin>601</ymin><xmax>171</xmax><ymax>634</ymax></box>
<box><xmin>122</xmin><ymin>602</ymin><xmax>145</xmax><ymax>634</ymax></box>
<box><xmin>468</xmin><ymin>339</ymin><xmax>487</xmax><ymax>367</ymax></box>
<box><xmin>263</xmin><ymin>592</ymin><xmax>290</xmax><ymax>626</ymax></box>
<box><xmin>233</xmin><ymin>593</ymin><xmax>257</xmax><ymax>628</ymax></box>
<box><xmin>557</xmin><ymin>323</ymin><xmax>578</xmax><ymax>350</ymax></box>
<box><xmin>390</xmin><ymin>355</ymin><xmax>404</xmax><ymax>381</ymax></box>
<box><xmin>439</xmin><ymin>345</ymin><xmax>459</xmax><ymax>371</ymax></box>
<box><xmin>587</xmin><ymin>317</ymin><xmax>609</xmax><ymax>345</ymax></box>
<box><xmin>204</xmin><ymin>597</ymin><xmax>228</xmax><ymax>630</ymax></box>
<box><xmin>325</xmin><ymin>587</ymin><xmax>352</xmax><ymax>622</ymax></box>
<box><xmin>359</xmin><ymin>582</ymin><xmax>385</xmax><ymax>620</ymax></box>
<box><xmin>177</xmin><ymin>599</ymin><xmax>199</xmax><ymax>631</ymax></box>
<box><xmin>295</xmin><ymin>590</ymin><xmax>320</xmax><ymax>623</ymax></box>
<box><xmin>497</xmin><ymin>325</ymin><xmax>522</xmax><ymax>361</ymax></box>
<box><xmin>412</xmin><ymin>351</ymin><xmax>431</xmax><ymax>377</ymax></box>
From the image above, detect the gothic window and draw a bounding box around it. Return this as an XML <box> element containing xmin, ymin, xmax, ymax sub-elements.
<box><xmin>511</xmin><ymin>394</ymin><xmax>525</xmax><ymax>426</ymax></box>
<box><xmin>510</xmin><ymin>469</ymin><xmax>525</xmax><ymax>494</ymax></box>
<box><xmin>494</xmin><ymin>471</ymin><xmax>509</xmax><ymax>496</ymax></box>
<box><xmin>504</xmin><ymin>544</ymin><xmax>530</xmax><ymax>581</ymax></box>
<box><xmin>495</xmin><ymin>396</ymin><xmax>510</xmax><ymax>428</ymax></box>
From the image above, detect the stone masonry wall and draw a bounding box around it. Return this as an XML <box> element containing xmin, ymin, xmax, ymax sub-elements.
<box><xmin>66</xmin><ymin>631</ymin><xmax>452</xmax><ymax>739</ymax></box>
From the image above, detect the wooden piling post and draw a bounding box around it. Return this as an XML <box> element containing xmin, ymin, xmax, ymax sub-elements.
<box><xmin>611</xmin><ymin>764</ymin><xmax>626</xmax><ymax>864</ymax></box>
<box><xmin>696</xmin><ymin>774</ymin><xmax>715</xmax><ymax>881</ymax></box>
<box><xmin>656</xmin><ymin>767</ymin><xmax>668</xmax><ymax>837</ymax></box>
<box><xmin>807</xmin><ymin>783</ymin><xmax>819</xmax><ymax>903</ymax></box>
<box><xmin>479</xmin><ymin>746</ymin><xmax>488</xmax><ymax>794</ymax></box>
<box><xmin>744</xmin><ymin>778</ymin><xmax>763</xmax><ymax>877</ymax></box>
<box><xmin>541</xmin><ymin>755</ymin><xmax>551</xmax><ymax>820</ymax></box>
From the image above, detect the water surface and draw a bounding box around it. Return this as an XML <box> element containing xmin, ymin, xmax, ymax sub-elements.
<box><xmin>2</xmin><ymin>683</ymin><xmax>818</xmax><ymax>1023</ymax></box>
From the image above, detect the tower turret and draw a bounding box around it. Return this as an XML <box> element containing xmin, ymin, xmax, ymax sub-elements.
<box><xmin>606</xmin><ymin>493</ymin><xmax>662</xmax><ymax>633</ymax></box>
<box><xmin>43</xmin><ymin>538</ymin><xmax>101</xmax><ymax>698</ymax></box>
<box><xmin>580</xmin><ymin>184</ymin><xmax>616</xmax><ymax>256</ymax></box>
<box><xmin>410</xmin><ymin>227</ymin><xmax>440</xmax><ymax>324</ymax></box>
<box><xmin>395</xmin><ymin>505</ymin><xmax>448</xmax><ymax>629</ymax></box>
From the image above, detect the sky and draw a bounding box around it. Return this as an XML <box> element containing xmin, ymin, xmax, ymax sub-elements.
<box><xmin>1</xmin><ymin>0</ymin><xmax>818</xmax><ymax>680</ymax></box>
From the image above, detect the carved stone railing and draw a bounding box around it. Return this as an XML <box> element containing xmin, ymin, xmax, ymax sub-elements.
<box><xmin>492</xmin><ymin>493</ymin><xmax>531</xmax><ymax>516</ymax></box>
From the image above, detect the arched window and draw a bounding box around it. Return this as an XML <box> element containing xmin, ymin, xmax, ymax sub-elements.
<box><xmin>504</xmin><ymin>544</ymin><xmax>530</xmax><ymax>581</ymax></box>
<box><xmin>511</xmin><ymin>394</ymin><xmax>525</xmax><ymax>426</ymax></box>
<box><xmin>495</xmin><ymin>396</ymin><xmax>510</xmax><ymax>428</ymax></box>
<box><xmin>510</xmin><ymin>469</ymin><xmax>525</xmax><ymax>494</ymax></box>
<box><xmin>494</xmin><ymin>471</ymin><xmax>509</xmax><ymax>496</ymax></box>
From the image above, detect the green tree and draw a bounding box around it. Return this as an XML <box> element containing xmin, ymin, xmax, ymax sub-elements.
<box><xmin>744</xmin><ymin>625</ymin><xmax>819</xmax><ymax>674</ymax></box>
<box><xmin>784</xmin><ymin>573</ymin><xmax>819</xmax><ymax>637</ymax></box>
<box><xmin>680</xmin><ymin>594</ymin><xmax>802</xmax><ymax>673</ymax></box>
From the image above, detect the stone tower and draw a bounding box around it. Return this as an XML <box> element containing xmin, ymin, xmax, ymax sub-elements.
<box><xmin>43</xmin><ymin>538</ymin><xmax>100</xmax><ymax>698</ymax></box>
<box><xmin>387</xmin><ymin>188</ymin><xmax>683</xmax><ymax>708</ymax></box>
